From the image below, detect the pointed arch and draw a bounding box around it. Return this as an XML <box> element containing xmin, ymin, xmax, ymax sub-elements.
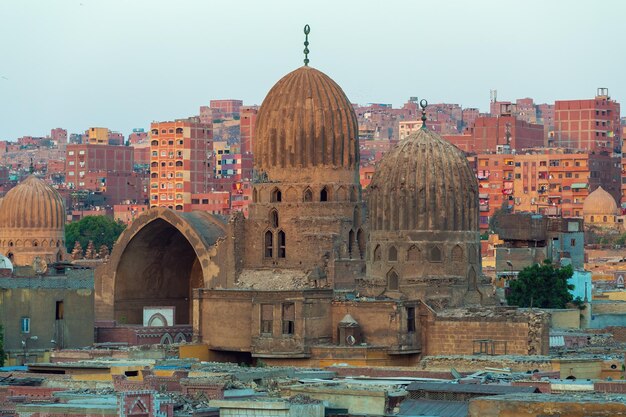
<box><xmin>373</xmin><ymin>244</ymin><xmax>382</xmax><ymax>261</ymax></box>
<box><xmin>303</xmin><ymin>188</ymin><xmax>313</xmax><ymax>202</ymax></box>
<box><xmin>348</xmin><ymin>229</ymin><xmax>355</xmax><ymax>258</ymax></box>
<box><xmin>264</xmin><ymin>230</ymin><xmax>274</xmax><ymax>258</ymax></box>
<box><xmin>387</xmin><ymin>269</ymin><xmax>399</xmax><ymax>291</ymax></box>
<box><xmin>147</xmin><ymin>312</ymin><xmax>168</xmax><ymax>327</ymax></box>
<box><xmin>451</xmin><ymin>244</ymin><xmax>464</xmax><ymax>263</ymax></box>
<box><xmin>160</xmin><ymin>333</ymin><xmax>174</xmax><ymax>345</ymax></box>
<box><xmin>388</xmin><ymin>246</ymin><xmax>398</xmax><ymax>262</ymax></box>
<box><xmin>357</xmin><ymin>228</ymin><xmax>366</xmax><ymax>259</ymax></box>
<box><xmin>270</xmin><ymin>187</ymin><xmax>282</xmax><ymax>202</ymax></box>
<box><xmin>253</xmin><ymin>188</ymin><xmax>259</xmax><ymax>203</ymax></box>
<box><xmin>174</xmin><ymin>332</ymin><xmax>187</xmax><ymax>343</ymax></box>
<box><xmin>350</xmin><ymin>186</ymin><xmax>357</xmax><ymax>202</ymax></box>
<box><xmin>105</xmin><ymin>207</ymin><xmax>227</xmax><ymax>325</ymax></box>
<box><xmin>430</xmin><ymin>245</ymin><xmax>442</xmax><ymax>262</ymax></box>
<box><xmin>277</xmin><ymin>230</ymin><xmax>286</xmax><ymax>258</ymax></box>
<box><xmin>407</xmin><ymin>245</ymin><xmax>420</xmax><ymax>262</ymax></box>
<box><xmin>269</xmin><ymin>208</ymin><xmax>279</xmax><ymax>228</ymax></box>
<box><xmin>320</xmin><ymin>186</ymin><xmax>329</xmax><ymax>202</ymax></box>
<box><xmin>337</xmin><ymin>186</ymin><xmax>348</xmax><ymax>201</ymax></box>
<box><xmin>467</xmin><ymin>266</ymin><xmax>478</xmax><ymax>291</ymax></box>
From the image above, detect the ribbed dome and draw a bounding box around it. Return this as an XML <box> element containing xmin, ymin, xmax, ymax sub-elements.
<box><xmin>368</xmin><ymin>128</ymin><xmax>478</xmax><ymax>232</ymax></box>
<box><xmin>254</xmin><ymin>66</ymin><xmax>359</xmax><ymax>181</ymax></box>
<box><xmin>583</xmin><ymin>186</ymin><xmax>619</xmax><ymax>216</ymax></box>
<box><xmin>0</xmin><ymin>175</ymin><xmax>65</xmax><ymax>230</ymax></box>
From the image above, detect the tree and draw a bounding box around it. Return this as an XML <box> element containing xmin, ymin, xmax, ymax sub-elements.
<box><xmin>489</xmin><ymin>202</ymin><xmax>512</xmax><ymax>234</ymax></box>
<box><xmin>65</xmin><ymin>216</ymin><xmax>125</xmax><ymax>254</ymax></box>
<box><xmin>506</xmin><ymin>261</ymin><xmax>574</xmax><ymax>309</ymax></box>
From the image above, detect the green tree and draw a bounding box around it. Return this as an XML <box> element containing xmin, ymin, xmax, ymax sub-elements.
<box><xmin>65</xmin><ymin>216</ymin><xmax>125</xmax><ymax>253</ymax></box>
<box><xmin>488</xmin><ymin>202</ymin><xmax>512</xmax><ymax>234</ymax></box>
<box><xmin>0</xmin><ymin>325</ymin><xmax>5</xmax><ymax>367</ymax></box>
<box><xmin>506</xmin><ymin>261</ymin><xmax>574</xmax><ymax>309</ymax></box>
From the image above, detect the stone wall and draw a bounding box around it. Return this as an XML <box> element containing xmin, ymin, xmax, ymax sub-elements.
<box><xmin>422</xmin><ymin>307</ymin><xmax>550</xmax><ymax>356</ymax></box>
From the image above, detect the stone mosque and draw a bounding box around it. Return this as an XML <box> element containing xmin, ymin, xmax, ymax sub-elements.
<box><xmin>90</xmin><ymin>27</ymin><xmax>549</xmax><ymax>364</ymax></box>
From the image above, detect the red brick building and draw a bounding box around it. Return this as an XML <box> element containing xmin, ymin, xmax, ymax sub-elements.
<box><xmin>65</xmin><ymin>144</ymin><xmax>144</xmax><ymax>205</ymax></box>
<box><xmin>469</xmin><ymin>115</ymin><xmax>544</xmax><ymax>153</ymax></box>
<box><xmin>554</xmin><ymin>89</ymin><xmax>621</xmax><ymax>152</ymax></box>
<box><xmin>240</xmin><ymin>107</ymin><xmax>257</xmax><ymax>155</ymax></box>
<box><xmin>209</xmin><ymin>99</ymin><xmax>243</xmax><ymax>117</ymax></box>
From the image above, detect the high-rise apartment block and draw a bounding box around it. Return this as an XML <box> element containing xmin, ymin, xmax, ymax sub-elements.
<box><xmin>149</xmin><ymin>118</ymin><xmax>213</xmax><ymax>211</ymax></box>
<box><xmin>554</xmin><ymin>89</ymin><xmax>621</xmax><ymax>151</ymax></box>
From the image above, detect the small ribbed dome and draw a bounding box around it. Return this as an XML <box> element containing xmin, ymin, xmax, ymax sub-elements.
<box><xmin>254</xmin><ymin>66</ymin><xmax>359</xmax><ymax>182</ymax></box>
<box><xmin>368</xmin><ymin>128</ymin><xmax>478</xmax><ymax>232</ymax></box>
<box><xmin>0</xmin><ymin>175</ymin><xmax>65</xmax><ymax>230</ymax></box>
<box><xmin>583</xmin><ymin>186</ymin><xmax>619</xmax><ymax>216</ymax></box>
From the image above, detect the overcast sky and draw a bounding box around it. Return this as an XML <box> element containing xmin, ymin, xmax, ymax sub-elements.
<box><xmin>0</xmin><ymin>0</ymin><xmax>623</xmax><ymax>140</ymax></box>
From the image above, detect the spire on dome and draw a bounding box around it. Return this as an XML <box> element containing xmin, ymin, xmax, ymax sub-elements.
<box><xmin>303</xmin><ymin>24</ymin><xmax>311</xmax><ymax>66</ymax></box>
<box><xmin>420</xmin><ymin>99</ymin><xmax>428</xmax><ymax>130</ymax></box>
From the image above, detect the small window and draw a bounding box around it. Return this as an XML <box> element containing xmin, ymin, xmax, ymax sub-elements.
<box><xmin>571</xmin><ymin>239</ymin><xmax>576</xmax><ymax>246</ymax></box>
<box><xmin>303</xmin><ymin>188</ymin><xmax>313</xmax><ymax>202</ymax></box>
<box><xmin>271</xmin><ymin>188</ymin><xmax>282</xmax><ymax>202</ymax></box>
<box><xmin>55</xmin><ymin>301</ymin><xmax>64</xmax><ymax>320</ymax></box>
<box><xmin>320</xmin><ymin>187</ymin><xmax>329</xmax><ymax>202</ymax></box>
<box><xmin>21</xmin><ymin>317</ymin><xmax>30</xmax><ymax>333</ymax></box>
<box><xmin>261</xmin><ymin>304</ymin><xmax>273</xmax><ymax>335</ymax></box>
<box><xmin>277</xmin><ymin>230</ymin><xmax>286</xmax><ymax>258</ymax></box>
<box><xmin>430</xmin><ymin>246</ymin><xmax>442</xmax><ymax>262</ymax></box>
<box><xmin>388</xmin><ymin>246</ymin><xmax>397</xmax><ymax>261</ymax></box>
<box><xmin>264</xmin><ymin>230</ymin><xmax>273</xmax><ymax>258</ymax></box>
<box><xmin>282</xmin><ymin>303</ymin><xmax>295</xmax><ymax>335</ymax></box>
<box><xmin>374</xmin><ymin>245</ymin><xmax>382</xmax><ymax>261</ymax></box>
<box><xmin>387</xmin><ymin>270</ymin><xmax>399</xmax><ymax>290</ymax></box>
<box><xmin>270</xmin><ymin>209</ymin><xmax>279</xmax><ymax>228</ymax></box>
<box><xmin>407</xmin><ymin>307</ymin><xmax>416</xmax><ymax>333</ymax></box>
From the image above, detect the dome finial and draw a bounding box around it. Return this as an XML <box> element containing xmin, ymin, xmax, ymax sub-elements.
<box><xmin>303</xmin><ymin>24</ymin><xmax>311</xmax><ymax>66</ymax></box>
<box><xmin>420</xmin><ymin>99</ymin><xmax>428</xmax><ymax>130</ymax></box>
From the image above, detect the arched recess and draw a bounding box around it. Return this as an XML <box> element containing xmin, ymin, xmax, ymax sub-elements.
<box><xmin>387</xmin><ymin>269</ymin><xmax>399</xmax><ymax>291</ymax></box>
<box><xmin>407</xmin><ymin>245</ymin><xmax>420</xmax><ymax>261</ymax></box>
<box><xmin>148</xmin><ymin>312</ymin><xmax>168</xmax><ymax>327</ymax></box>
<box><xmin>356</xmin><ymin>229</ymin><xmax>366</xmax><ymax>259</ymax></box>
<box><xmin>373</xmin><ymin>244</ymin><xmax>382</xmax><ymax>261</ymax></box>
<box><xmin>109</xmin><ymin>208</ymin><xmax>226</xmax><ymax>326</ymax></box>
<box><xmin>348</xmin><ymin>229</ymin><xmax>355</xmax><ymax>258</ymax></box>
<box><xmin>303</xmin><ymin>188</ymin><xmax>313</xmax><ymax>202</ymax></box>
<box><xmin>388</xmin><ymin>246</ymin><xmax>398</xmax><ymax>262</ymax></box>
<box><xmin>160</xmin><ymin>333</ymin><xmax>174</xmax><ymax>344</ymax></box>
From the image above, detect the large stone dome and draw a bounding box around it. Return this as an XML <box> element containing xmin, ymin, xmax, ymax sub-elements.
<box><xmin>0</xmin><ymin>175</ymin><xmax>65</xmax><ymax>230</ymax></box>
<box><xmin>254</xmin><ymin>66</ymin><xmax>359</xmax><ymax>183</ymax></box>
<box><xmin>364</xmin><ymin>126</ymin><xmax>489</xmax><ymax>308</ymax></box>
<box><xmin>582</xmin><ymin>186</ymin><xmax>619</xmax><ymax>216</ymax></box>
<box><xmin>368</xmin><ymin>128</ymin><xmax>478</xmax><ymax>232</ymax></box>
<box><xmin>0</xmin><ymin>175</ymin><xmax>66</xmax><ymax>266</ymax></box>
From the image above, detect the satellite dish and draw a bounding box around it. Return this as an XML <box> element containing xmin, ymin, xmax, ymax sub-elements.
<box><xmin>346</xmin><ymin>335</ymin><xmax>356</xmax><ymax>346</ymax></box>
<box><xmin>32</xmin><ymin>257</ymin><xmax>48</xmax><ymax>275</ymax></box>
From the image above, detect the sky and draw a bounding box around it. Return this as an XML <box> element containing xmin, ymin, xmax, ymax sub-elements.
<box><xmin>0</xmin><ymin>0</ymin><xmax>624</xmax><ymax>140</ymax></box>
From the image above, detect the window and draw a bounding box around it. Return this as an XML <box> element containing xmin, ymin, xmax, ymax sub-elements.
<box><xmin>388</xmin><ymin>246</ymin><xmax>397</xmax><ymax>261</ymax></box>
<box><xmin>21</xmin><ymin>317</ymin><xmax>30</xmax><ymax>333</ymax></box>
<box><xmin>56</xmin><ymin>301</ymin><xmax>64</xmax><ymax>320</ymax></box>
<box><xmin>277</xmin><ymin>230</ymin><xmax>286</xmax><ymax>258</ymax></box>
<box><xmin>271</xmin><ymin>188</ymin><xmax>282</xmax><ymax>202</ymax></box>
<box><xmin>68</xmin><ymin>151</ymin><xmax>75</xmax><ymax>156</ymax></box>
<box><xmin>320</xmin><ymin>187</ymin><xmax>329</xmax><ymax>202</ymax></box>
<box><xmin>374</xmin><ymin>245</ymin><xmax>382</xmax><ymax>261</ymax></box>
<box><xmin>282</xmin><ymin>303</ymin><xmax>295</xmax><ymax>335</ymax></box>
<box><xmin>264</xmin><ymin>230</ymin><xmax>273</xmax><ymax>258</ymax></box>
<box><xmin>68</xmin><ymin>161</ymin><xmax>75</xmax><ymax>166</ymax></box>
<box><xmin>407</xmin><ymin>307</ymin><xmax>416</xmax><ymax>333</ymax></box>
<box><xmin>430</xmin><ymin>246</ymin><xmax>442</xmax><ymax>262</ymax></box>
<box><xmin>407</xmin><ymin>245</ymin><xmax>419</xmax><ymax>261</ymax></box>
<box><xmin>303</xmin><ymin>188</ymin><xmax>313</xmax><ymax>202</ymax></box>
<box><xmin>571</xmin><ymin>239</ymin><xmax>576</xmax><ymax>246</ymax></box>
<box><xmin>387</xmin><ymin>270</ymin><xmax>399</xmax><ymax>290</ymax></box>
<box><xmin>261</xmin><ymin>304</ymin><xmax>273</xmax><ymax>335</ymax></box>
